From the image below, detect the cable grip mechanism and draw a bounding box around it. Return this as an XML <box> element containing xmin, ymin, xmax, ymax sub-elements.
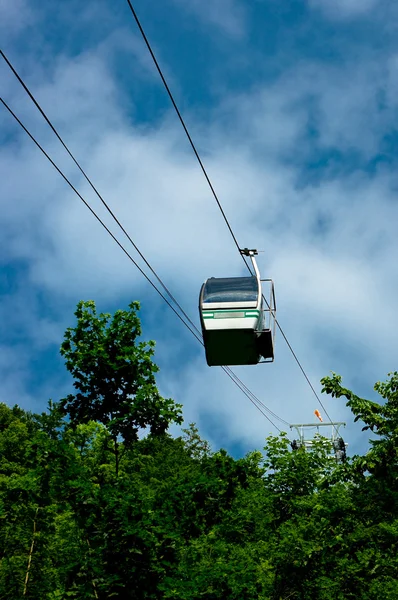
<box><xmin>240</xmin><ymin>248</ymin><xmax>258</xmax><ymax>257</ymax></box>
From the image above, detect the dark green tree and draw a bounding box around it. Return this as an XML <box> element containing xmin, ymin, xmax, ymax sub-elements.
<box><xmin>3</xmin><ymin>304</ymin><xmax>398</xmax><ymax>600</ymax></box>
<box><xmin>60</xmin><ymin>300</ymin><xmax>183</xmax><ymax>475</ymax></box>
<box><xmin>321</xmin><ymin>371</ymin><xmax>398</xmax><ymax>486</ymax></box>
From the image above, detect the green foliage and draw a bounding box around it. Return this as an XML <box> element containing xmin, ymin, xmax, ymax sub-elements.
<box><xmin>1</xmin><ymin>299</ymin><xmax>397</xmax><ymax>598</ymax></box>
<box><xmin>322</xmin><ymin>372</ymin><xmax>398</xmax><ymax>491</ymax></box>
<box><xmin>60</xmin><ymin>300</ymin><xmax>183</xmax><ymax>444</ymax></box>
<box><xmin>181</xmin><ymin>423</ymin><xmax>211</xmax><ymax>460</ymax></box>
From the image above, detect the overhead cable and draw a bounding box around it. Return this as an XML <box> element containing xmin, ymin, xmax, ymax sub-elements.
<box><xmin>225</xmin><ymin>368</ymin><xmax>290</xmax><ymax>426</ymax></box>
<box><xmin>0</xmin><ymin>95</ymin><xmax>285</xmax><ymax>434</ymax></box>
<box><xmin>275</xmin><ymin>322</ymin><xmax>338</xmax><ymax>435</ymax></box>
<box><xmin>0</xmin><ymin>49</ymin><xmax>198</xmax><ymax>333</ymax></box>
<box><xmin>0</xmin><ymin>97</ymin><xmax>202</xmax><ymax>345</ymax></box>
<box><xmin>0</xmin><ymin>50</ymin><xmax>287</xmax><ymax>430</ymax></box>
<box><xmin>222</xmin><ymin>367</ymin><xmax>283</xmax><ymax>433</ymax></box>
<box><xmin>123</xmin><ymin>6</ymin><xmax>337</xmax><ymax>432</ymax></box>
<box><xmin>123</xmin><ymin>0</ymin><xmax>253</xmax><ymax>276</ymax></box>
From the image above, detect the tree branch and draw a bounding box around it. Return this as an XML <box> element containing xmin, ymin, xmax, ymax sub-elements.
<box><xmin>23</xmin><ymin>507</ymin><xmax>39</xmax><ymax>596</ymax></box>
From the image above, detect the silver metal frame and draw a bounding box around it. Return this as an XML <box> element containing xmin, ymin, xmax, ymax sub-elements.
<box><xmin>289</xmin><ymin>422</ymin><xmax>348</xmax><ymax>451</ymax></box>
<box><xmin>241</xmin><ymin>249</ymin><xmax>276</xmax><ymax>364</ymax></box>
<box><xmin>257</xmin><ymin>281</ymin><xmax>276</xmax><ymax>363</ymax></box>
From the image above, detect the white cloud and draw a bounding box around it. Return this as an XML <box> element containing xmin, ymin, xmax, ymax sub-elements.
<box><xmin>308</xmin><ymin>0</ymin><xmax>379</xmax><ymax>19</ymax></box>
<box><xmin>171</xmin><ymin>0</ymin><xmax>247</xmax><ymax>38</ymax></box>
<box><xmin>0</xmin><ymin>0</ymin><xmax>34</xmax><ymax>37</ymax></box>
<box><xmin>2</xmin><ymin>19</ymin><xmax>398</xmax><ymax>458</ymax></box>
<box><xmin>217</xmin><ymin>58</ymin><xmax>396</xmax><ymax>161</ymax></box>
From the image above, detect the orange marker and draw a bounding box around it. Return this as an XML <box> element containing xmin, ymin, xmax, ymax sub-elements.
<box><xmin>314</xmin><ymin>409</ymin><xmax>323</xmax><ymax>422</ymax></box>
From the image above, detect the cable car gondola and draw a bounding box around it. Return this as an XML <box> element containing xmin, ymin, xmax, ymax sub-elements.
<box><xmin>199</xmin><ymin>249</ymin><xmax>276</xmax><ymax>366</ymax></box>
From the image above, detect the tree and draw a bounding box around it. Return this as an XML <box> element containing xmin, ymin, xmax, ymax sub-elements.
<box><xmin>318</xmin><ymin>371</ymin><xmax>398</xmax><ymax>599</ymax></box>
<box><xmin>321</xmin><ymin>371</ymin><xmax>398</xmax><ymax>497</ymax></box>
<box><xmin>3</xmin><ymin>312</ymin><xmax>398</xmax><ymax>600</ymax></box>
<box><xmin>60</xmin><ymin>300</ymin><xmax>183</xmax><ymax>450</ymax></box>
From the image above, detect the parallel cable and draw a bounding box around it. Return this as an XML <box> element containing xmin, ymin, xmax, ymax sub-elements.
<box><xmin>0</xmin><ymin>48</ymin><xmax>328</xmax><ymax>437</ymax></box>
<box><xmin>1</xmin><ymin>96</ymin><xmax>286</xmax><ymax>433</ymax></box>
<box><xmin>1</xmin><ymin>50</ymin><xmax>325</xmax><ymax>436</ymax></box>
<box><xmin>5</xmin><ymin>12</ymin><xmax>333</xmax><ymax>439</ymax></box>
<box><xmin>225</xmin><ymin>367</ymin><xmax>290</xmax><ymax>426</ymax></box>
<box><xmin>0</xmin><ymin>96</ymin><xmax>202</xmax><ymax>346</ymax></box>
<box><xmin>222</xmin><ymin>367</ymin><xmax>283</xmax><ymax>433</ymax></box>
<box><xmin>1</xmin><ymin>51</ymin><xmax>285</xmax><ymax>429</ymax></box>
<box><xmin>123</xmin><ymin>1</ymin><xmax>252</xmax><ymax>275</ymax></box>
<box><xmin>275</xmin><ymin>321</ymin><xmax>338</xmax><ymax>434</ymax></box>
<box><xmin>0</xmin><ymin>49</ymin><xmax>199</xmax><ymax>336</ymax></box>
<box><xmin>121</xmin><ymin>2</ymin><xmax>339</xmax><ymax>434</ymax></box>
<box><xmin>1</xmin><ymin>50</ymin><xmax>289</xmax><ymax>431</ymax></box>
<box><xmin>261</xmin><ymin>291</ymin><xmax>339</xmax><ymax>434</ymax></box>
<box><xmin>261</xmin><ymin>291</ymin><xmax>337</xmax><ymax>431</ymax></box>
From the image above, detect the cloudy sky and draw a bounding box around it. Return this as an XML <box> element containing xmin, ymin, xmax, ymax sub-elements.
<box><xmin>1</xmin><ymin>0</ymin><xmax>397</xmax><ymax>457</ymax></box>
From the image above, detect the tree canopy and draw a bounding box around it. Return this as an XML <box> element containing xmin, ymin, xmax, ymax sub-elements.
<box><xmin>0</xmin><ymin>300</ymin><xmax>397</xmax><ymax>599</ymax></box>
<box><xmin>60</xmin><ymin>300</ymin><xmax>183</xmax><ymax>445</ymax></box>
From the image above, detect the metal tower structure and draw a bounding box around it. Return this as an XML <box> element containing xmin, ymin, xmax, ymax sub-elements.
<box><xmin>289</xmin><ymin>422</ymin><xmax>348</xmax><ymax>461</ymax></box>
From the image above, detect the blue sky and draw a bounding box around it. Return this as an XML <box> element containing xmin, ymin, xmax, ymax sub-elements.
<box><xmin>1</xmin><ymin>0</ymin><xmax>398</xmax><ymax>457</ymax></box>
